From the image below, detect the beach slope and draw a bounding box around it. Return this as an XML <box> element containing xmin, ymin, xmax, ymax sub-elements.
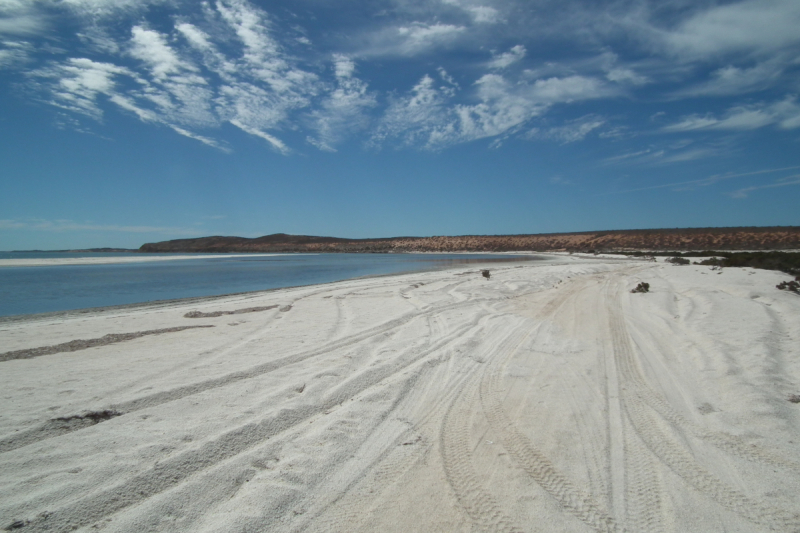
<box><xmin>1</xmin><ymin>255</ymin><xmax>799</xmax><ymax>532</ymax></box>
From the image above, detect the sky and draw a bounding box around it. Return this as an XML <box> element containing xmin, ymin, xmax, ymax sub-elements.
<box><xmin>1</xmin><ymin>0</ymin><xmax>799</xmax><ymax>250</ymax></box>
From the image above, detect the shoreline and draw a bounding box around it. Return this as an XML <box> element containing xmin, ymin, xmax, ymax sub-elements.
<box><xmin>0</xmin><ymin>253</ymin><xmax>298</xmax><ymax>268</ymax></box>
<box><xmin>1</xmin><ymin>257</ymin><xmax>799</xmax><ymax>531</ymax></box>
<box><xmin>0</xmin><ymin>253</ymin><xmax>556</xmax><ymax>323</ymax></box>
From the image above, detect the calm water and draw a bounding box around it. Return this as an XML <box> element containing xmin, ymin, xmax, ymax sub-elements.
<box><xmin>0</xmin><ymin>252</ymin><xmax>538</xmax><ymax>317</ymax></box>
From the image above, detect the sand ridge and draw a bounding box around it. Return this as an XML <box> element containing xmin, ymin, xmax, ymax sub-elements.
<box><xmin>1</xmin><ymin>255</ymin><xmax>799</xmax><ymax>532</ymax></box>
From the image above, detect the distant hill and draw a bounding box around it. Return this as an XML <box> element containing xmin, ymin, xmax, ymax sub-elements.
<box><xmin>139</xmin><ymin>227</ymin><xmax>800</xmax><ymax>253</ymax></box>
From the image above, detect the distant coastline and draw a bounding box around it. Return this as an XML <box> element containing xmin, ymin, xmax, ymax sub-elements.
<box><xmin>138</xmin><ymin>226</ymin><xmax>800</xmax><ymax>254</ymax></box>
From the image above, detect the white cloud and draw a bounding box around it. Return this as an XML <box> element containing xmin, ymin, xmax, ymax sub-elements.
<box><xmin>26</xmin><ymin>0</ymin><xmax>800</xmax><ymax>155</ymax></box>
<box><xmin>527</xmin><ymin>75</ymin><xmax>610</xmax><ymax>103</ymax></box>
<box><xmin>0</xmin><ymin>39</ymin><xmax>32</xmax><ymax>67</ymax></box>
<box><xmin>374</xmin><ymin>74</ymin><xmax>452</xmax><ymax>147</ymax></box>
<box><xmin>36</xmin><ymin>57</ymin><xmax>133</xmax><ymax>119</ymax></box>
<box><xmin>108</xmin><ymin>93</ymin><xmax>158</xmax><ymax>122</ymax></box>
<box><xmin>333</xmin><ymin>54</ymin><xmax>355</xmax><ymax>79</ymax></box>
<box><xmin>358</xmin><ymin>21</ymin><xmax>466</xmax><ymax>58</ymax></box>
<box><xmin>440</xmin><ymin>0</ymin><xmax>501</xmax><ymax>23</ymax></box>
<box><xmin>676</xmin><ymin>61</ymin><xmax>784</xmax><ymax>97</ymax></box>
<box><xmin>0</xmin><ymin>14</ymin><xmax>44</xmax><ymax>36</ymax></box>
<box><xmin>59</xmin><ymin>0</ymin><xmax>173</xmax><ymax>18</ymax></box>
<box><xmin>26</xmin><ymin>0</ymin><xmax>333</xmax><ymax>153</ymax></box>
<box><xmin>169</xmin><ymin>125</ymin><xmax>230</xmax><ymax>152</ymax></box>
<box><xmin>605</xmin><ymin>67</ymin><xmax>647</xmax><ymax>86</ymax></box>
<box><xmin>0</xmin><ymin>0</ymin><xmax>45</xmax><ymax>36</ymax></box>
<box><xmin>530</xmin><ymin>116</ymin><xmax>605</xmax><ymax>143</ymax></box>
<box><xmin>307</xmin><ymin>55</ymin><xmax>376</xmax><ymax>151</ymax></box>
<box><xmin>215</xmin><ymin>0</ymin><xmax>317</xmax><ymax>95</ymax></box>
<box><xmin>603</xmin><ymin>138</ymin><xmax>725</xmax><ymax>168</ymax></box>
<box><xmin>396</xmin><ymin>23</ymin><xmax>465</xmax><ymax>55</ymax></box>
<box><xmin>661</xmin><ymin>0</ymin><xmax>800</xmax><ymax>59</ymax></box>
<box><xmin>175</xmin><ymin>22</ymin><xmax>212</xmax><ymax>52</ymax></box>
<box><xmin>130</xmin><ymin>26</ymin><xmax>193</xmax><ymax>81</ymax></box>
<box><xmin>375</xmin><ymin>70</ymin><xmax>610</xmax><ymax>149</ymax></box>
<box><xmin>663</xmin><ymin>98</ymin><xmax>800</xmax><ymax>132</ymax></box>
<box><xmin>489</xmin><ymin>45</ymin><xmax>525</xmax><ymax>69</ymax></box>
<box><xmin>229</xmin><ymin>118</ymin><xmax>289</xmax><ymax>153</ymax></box>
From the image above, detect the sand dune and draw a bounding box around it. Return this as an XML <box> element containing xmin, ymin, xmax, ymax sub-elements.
<box><xmin>1</xmin><ymin>255</ymin><xmax>799</xmax><ymax>532</ymax></box>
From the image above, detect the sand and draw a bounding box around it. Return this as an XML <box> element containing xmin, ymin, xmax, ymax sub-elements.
<box><xmin>1</xmin><ymin>255</ymin><xmax>799</xmax><ymax>532</ymax></box>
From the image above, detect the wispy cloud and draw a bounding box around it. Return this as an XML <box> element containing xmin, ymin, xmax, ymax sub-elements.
<box><xmin>658</xmin><ymin>0</ymin><xmax>800</xmax><ymax>60</ymax></box>
<box><xmin>528</xmin><ymin>116</ymin><xmax>605</xmax><ymax>144</ymax></box>
<box><xmin>727</xmin><ymin>174</ymin><xmax>800</xmax><ymax>198</ymax></box>
<box><xmin>5</xmin><ymin>0</ymin><xmax>800</xmax><ymax>155</ymax></box>
<box><xmin>663</xmin><ymin>97</ymin><xmax>800</xmax><ymax>132</ymax></box>
<box><xmin>374</xmin><ymin>68</ymin><xmax>613</xmax><ymax>149</ymax></box>
<box><xmin>0</xmin><ymin>0</ymin><xmax>47</xmax><ymax>37</ymax></box>
<box><xmin>306</xmin><ymin>54</ymin><xmax>376</xmax><ymax>152</ymax></box>
<box><xmin>607</xmin><ymin>165</ymin><xmax>800</xmax><ymax>194</ymax></box>
<box><xmin>356</xmin><ymin>22</ymin><xmax>466</xmax><ymax>58</ymax></box>
<box><xmin>674</xmin><ymin>60</ymin><xmax>785</xmax><ymax>97</ymax></box>
<box><xmin>23</xmin><ymin>0</ymin><xmax>330</xmax><ymax>153</ymax></box>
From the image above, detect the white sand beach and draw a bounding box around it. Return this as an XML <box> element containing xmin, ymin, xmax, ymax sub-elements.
<box><xmin>1</xmin><ymin>255</ymin><xmax>799</xmax><ymax>532</ymax></box>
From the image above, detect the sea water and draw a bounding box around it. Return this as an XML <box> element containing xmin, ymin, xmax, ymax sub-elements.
<box><xmin>0</xmin><ymin>252</ymin><xmax>538</xmax><ymax>317</ymax></box>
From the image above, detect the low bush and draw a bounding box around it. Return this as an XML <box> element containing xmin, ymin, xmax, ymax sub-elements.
<box><xmin>631</xmin><ymin>282</ymin><xmax>650</xmax><ymax>293</ymax></box>
<box><xmin>693</xmin><ymin>252</ymin><xmax>800</xmax><ymax>276</ymax></box>
<box><xmin>777</xmin><ymin>277</ymin><xmax>800</xmax><ymax>294</ymax></box>
<box><xmin>666</xmin><ymin>256</ymin><xmax>690</xmax><ymax>265</ymax></box>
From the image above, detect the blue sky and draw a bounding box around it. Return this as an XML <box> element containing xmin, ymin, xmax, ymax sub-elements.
<box><xmin>1</xmin><ymin>0</ymin><xmax>799</xmax><ymax>250</ymax></box>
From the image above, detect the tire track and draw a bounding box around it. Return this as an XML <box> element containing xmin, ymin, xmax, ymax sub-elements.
<box><xmin>0</xmin><ymin>326</ymin><xmax>214</xmax><ymax>362</ymax></box>
<box><xmin>441</xmin><ymin>377</ymin><xmax>525</xmax><ymax>533</ymax></box>
<box><xmin>439</xmin><ymin>274</ymin><xmax>618</xmax><ymax>532</ymax></box>
<box><xmin>608</xmin><ymin>283</ymin><xmax>800</xmax><ymax>531</ymax></box>
<box><xmin>623</xmin><ymin>392</ymin><xmax>800</xmax><ymax>531</ymax></box>
<box><xmin>608</xmin><ymin>280</ymin><xmax>800</xmax><ymax>472</ymax></box>
<box><xmin>292</xmin><ymin>345</ymin><xmax>482</xmax><ymax>533</ymax></box>
<box><xmin>597</xmin><ymin>277</ymin><xmax>666</xmax><ymax>533</ymax></box>
<box><xmin>0</xmin><ymin>296</ymin><xmax>483</xmax><ymax>455</ymax></box>
<box><xmin>470</xmin><ymin>274</ymin><xmax>627</xmax><ymax>533</ymax></box>
<box><xmin>622</xmin><ymin>417</ymin><xmax>665</xmax><ymax>533</ymax></box>
<box><xmin>12</xmin><ymin>309</ymin><xmax>492</xmax><ymax>532</ymax></box>
<box><xmin>480</xmin><ymin>345</ymin><xmax>621</xmax><ymax>533</ymax></box>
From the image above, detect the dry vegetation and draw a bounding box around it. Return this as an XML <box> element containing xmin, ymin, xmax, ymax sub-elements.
<box><xmin>140</xmin><ymin>227</ymin><xmax>800</xmax><ymax>254</ymax></box>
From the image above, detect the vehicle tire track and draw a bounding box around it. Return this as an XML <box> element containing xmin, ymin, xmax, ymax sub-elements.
<box><xmin>0</xmin><ymin>297</ymin><xmax>484</xmax><ymax>455</ymax></box>
<box><xmin>608</xmin><ymin>280</ymin><xmax>800</xmax><ymax>472</ymax></box>
<box><xmin>11</xmin><ymin>310</ymin><xmax>493</xmax><ymax>532</ymax></box>
<box><xmin>608</xmin><ymin>283</ymin><xmax>800</xmax><ymax>531</ymax></box>
<box><xmin>0</xmin><ymin>325</ymin><xmax>214</xmax><ymax>362</ymax></box>
<box><xmin>623</xmin><ymin>392</ymin><xmax>800</xmax><ymax>531</ymax></box>
<box><xmin>622</xmin><ymin>418</ymin><xmax>665</xmax><ymax>533</ymax></box>
<box><xmin>480</xmin><ymin>345</ymin><xmax>621</xmax><ymax>533</ymax></box>
<box><xmin>495</xmin><ymin>275</ymin><xmax>623</xmax><ymax>532</ymax></box>
<box><xmin>441</xmin><ymin>377</ymin><xmax>525</xmax><ymax>533</ymax></box>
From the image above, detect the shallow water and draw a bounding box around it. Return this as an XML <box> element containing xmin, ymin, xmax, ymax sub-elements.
<box><xmin>0</xmin><ymin>252</ymin><xmax>538</xmax><ymax>317</ymax></box>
